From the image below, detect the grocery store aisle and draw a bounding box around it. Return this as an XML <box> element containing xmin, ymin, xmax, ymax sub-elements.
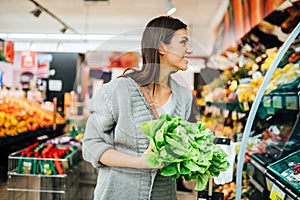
<box><xmin>0</xmin><ymin>180</ymin><xmax>197</xmax><ymax>200</ymax></box>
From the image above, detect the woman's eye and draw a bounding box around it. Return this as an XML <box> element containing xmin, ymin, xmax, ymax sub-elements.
<box><xmin>180</xmin><ymin>40</ymin><xmax>188</xmax><ymax>46</ymax></box>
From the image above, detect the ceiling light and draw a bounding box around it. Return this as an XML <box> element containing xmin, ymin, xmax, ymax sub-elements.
<box><xmin>47</xmin><ymin>34</ymin><xmax>82</xmax><ymax>40</ymax></box>
<box><xmin>28</xmin><ymin>0</ymin><xmax>79</xmax><ymax>34</ymax></box>
<box><xmin>82</xmin><ymin>34</ymin><xmax>114</xmax><ymax>40</ymax></box>
<box><xmin>30</xmin><ymin>8</ymin><xmax>42</xmax><ymax>17</ymax></box>
<box><xmin>8</xmin><ymin>33</ymin><xmax>47</xmax><ymax>39</ymax></box>
<box><xmin>29</xmin><ymin>42</ymin><xmax>37</xmax><ymax>51</ymax></box>
<box><xmin>165</xmin><ymin>0</ymin><xmax>176</xmax><ymax>16</ymax></box>
<box><xmin>57</xmin><ymin>42</ymin><xmax>64</xmax><ymax>52</ymax></box>
<box><xmin>60</xmin><ymin>27</ymin><xmax>67</xmax><ymax>33</ymax></box>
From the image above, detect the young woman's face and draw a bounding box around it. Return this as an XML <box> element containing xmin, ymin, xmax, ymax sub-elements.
<box><xmin>160</xmin><ymin>28</ymin><xmax>192</xmax><ymax>71</ymax></box>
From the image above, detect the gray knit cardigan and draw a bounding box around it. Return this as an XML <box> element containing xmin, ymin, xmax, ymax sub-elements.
<box><xmin>82</xmin><ymin>76</ymin><xmax>193</xmax><ymax>200</ymax></box>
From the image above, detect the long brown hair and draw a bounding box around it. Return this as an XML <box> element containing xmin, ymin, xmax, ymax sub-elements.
<box><xmin>122</xmin><ymin>16</ymin><xmax>187</xmax><ymax>87</ymax></box>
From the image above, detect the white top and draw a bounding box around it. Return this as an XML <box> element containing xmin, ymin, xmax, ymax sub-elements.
<box><xmin>156</xmin><ymin>93</ymin><xmax>175</xmax><ymax>116</ymax></box>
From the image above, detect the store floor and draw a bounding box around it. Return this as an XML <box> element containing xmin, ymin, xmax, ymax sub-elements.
<box><xmin>0</xmin><ymin>182</ymin><xmax>197</xmax><ymax>200</ymax></box>
<box><xmin>0</xmin><ymin>182</ymin><xmax>7</xmax><ymax>200</ymax></box>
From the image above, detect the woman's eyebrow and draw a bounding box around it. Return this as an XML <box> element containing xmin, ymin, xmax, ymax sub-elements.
<box><xmin>181</xmin><ymin>36</ymin><xmax>189</xmax><ymax>41</ymax></box>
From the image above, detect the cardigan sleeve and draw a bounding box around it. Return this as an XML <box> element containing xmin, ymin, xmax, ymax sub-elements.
<box><xmin>82</xmin><ymin>84</ymin><xmax>116</xmax><ymax>168</ymax></box>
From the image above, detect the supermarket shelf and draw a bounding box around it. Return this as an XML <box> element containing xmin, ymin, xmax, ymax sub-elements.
<box><xmin>249</xmin><ymin>178</ymin><xmax>264</xmax><ymax>193</ymax></box>
<box><xmin>0</xmin><ymin>124</ymin><xmax>65</xmax><ymax>147</ymax></box>
<box><xmin>206</xmin><ymin>101</ymin><xmax>251</xmax><ymax>113</ymax></box>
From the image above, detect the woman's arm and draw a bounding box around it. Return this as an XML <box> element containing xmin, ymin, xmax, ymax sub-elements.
<box><xmin>99</xmin><ymin>147</ymin><xmax>154</xmax><ymax>169</ymax></box>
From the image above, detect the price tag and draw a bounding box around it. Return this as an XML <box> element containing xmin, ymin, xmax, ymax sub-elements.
<box><xmin>272</xmin><ymin>96</ymin><xmax>282</xmax><ymax>109</ymax></box>
<box><xmin>285</xmin><ymin>96</ymin><xmax>298</xmax><ymax>110</ymax></box>
<box><xmin>223</xmin><ymin>110</ymin><xmax>229</xmax><ymax>118</ymax></box>
<box><xmin>263</xmin><ymin>96</ymin><xmax>271</xmax><ymax>107</ymax></box>
<box><xmin>267</xmin><ymin>107</ymin><xmax>275</xmax><ymax>115</ymax></box>
<box><xmin>243</xmin><ymin>101</ymin><xmax>249</xmax><ymax>111</ymax></box>
<box><xmin>269</xmin><ymin>183</ymin><xmax>286</xmax><ymax>200</ymax></box>
<box><xmin>232</xmin><ymin>111</ymin><xmax>237</xmax><ymax>120</ymax></box>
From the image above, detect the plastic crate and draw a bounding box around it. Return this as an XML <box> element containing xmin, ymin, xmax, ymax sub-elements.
<box><xmin>7</xmin><ymin>146</ymin><xmax>80</xmax><ymax>200</ymax></box>
<box><xmin>8</xmin><ymin>145</ymin><xmax>79</xmax><ymax>176</ymax></box>
<box><xmin>265</xmin><ymin>149</ymin><xmax>300</xmax><ymax>200</ymax></box>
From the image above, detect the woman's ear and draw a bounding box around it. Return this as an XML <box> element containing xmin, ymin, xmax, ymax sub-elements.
<box><xmin>158</xmin><ymin>42</ymin><xmax>166</xmax><ymax>55</ymax></box>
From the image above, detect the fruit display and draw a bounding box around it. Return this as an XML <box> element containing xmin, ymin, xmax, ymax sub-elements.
<box><xmin>202</xmin><ymin>38</ymin><xmax>299</xmax><ymax>104</ymax></box>
<box><xmin>265</xmin><ymin>63</ymin><xmax>300</xmax><ymax>93</ymax></box>
<box><xmin>214</xmin><ymin>179</ymin><xmax>251</xmax><ymax>200</ymax></box>
<box><xmin>292</xmin><ymin>163</ymin><xmax>300</xmax><ymax>175</ymax></box>
<box><xmin>0</xmin><ymin>97</ymin><xmax>65</xmax><ymax>137</ymax></box>
<box><xmin>237</xmin><ymin>63</ymin><xmax>299</xmax><ymax>102</ymax></box>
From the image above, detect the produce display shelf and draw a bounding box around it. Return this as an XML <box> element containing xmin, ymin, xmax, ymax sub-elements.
<box><xmin>206</xmin><ymin>101</ymin><xmax>252</xmax><ymax>113</ymax></box>
<box><xmin>0</xmin><ymin>124</ymin><xmax>65</xmax><ymax>147</ymax></box>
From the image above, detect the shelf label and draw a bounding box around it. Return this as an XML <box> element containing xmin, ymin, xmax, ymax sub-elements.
<box><xmin>267</xmin><ymin>107</ymin><xmax>275</xmax><ymax>115</ymax></box>
<box><xmin>232</xmin><ymin>111</ymin><xmax>237</xmax><ymax>120</ymax></box>
<box><xmin>272</xmin><ymin>96</ymin><xmax>282</xmax><ymax>109</ymax></box>
<box><xmin>263</xmin><ymin>96</ymin><xmax>271</xmax><ymax>107</ymax></box>
<box><xmin>285</xmin><ymin>96</ymin><xmax>298</xmax><ymax>110</ymax></box>
<box><xmin>243</xmin><ymin>101</ymin><xmax>249</xmax><ymax>111</ymax></box>
<box><xmin>223</xmin><ymin>110</ymin><xmax>229</xmax><ymax>118</ymax></box>
<box><xmin>269</xmin><ymin>183</ymin><xmax>286</xmax><ymax>200</ymax></box>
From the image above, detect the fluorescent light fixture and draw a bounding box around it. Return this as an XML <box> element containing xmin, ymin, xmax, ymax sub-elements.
<box><xmin>82</xmin><ymin>34</ymin><xmax>114</xmax><ymax>41</ymax></box>
<box><xmin>165</xmin><ymin>0</ymin><xmax>176</xmax><ymax>15</ymax></box>
<box><xmin>8</xmin><ymin>33</ymin><xmax>47</xmax><ymax>39</ymax></box>
<box><xmin>0</xmin><ymin>33</ymin><xmax>143</xmax><ymax>42</ymax></box>
<box><xmin>0</xmin><ymin>33</ymin><xmax>8</xmax><ymax>39</ymax></box>
<box><xmin>46</xmin><ymin>34</ymin><xmax>82</xmax><ymax>40</ymax></box>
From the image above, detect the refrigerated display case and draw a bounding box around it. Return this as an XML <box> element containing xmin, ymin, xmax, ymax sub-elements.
<box><xmin>241</xmin><ymin>26</ymin><xmax>299</xmax><ymax>200</ymax></box>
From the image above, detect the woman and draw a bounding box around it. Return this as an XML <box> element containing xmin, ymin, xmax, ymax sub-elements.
<box><xmin>82</xmin><ymin>15</ymin><xmax>194</xmax><ymax>200</ymax></box>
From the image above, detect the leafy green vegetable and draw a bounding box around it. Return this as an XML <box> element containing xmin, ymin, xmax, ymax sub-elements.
<box><xmin>141</xmin><ymin>114</ymin><xmax>230</xmax><ymax>191</ymax></box>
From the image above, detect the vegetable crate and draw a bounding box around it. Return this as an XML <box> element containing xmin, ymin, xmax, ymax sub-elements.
<box><xmin>7</xmin><ymin>147</ymin><xmax>80</xmax><ymax>200</ymax></box>
<box><xmin>265</xmin><ymin>149</ymin><xmax>300</xmax><ymax>200</ymax></box>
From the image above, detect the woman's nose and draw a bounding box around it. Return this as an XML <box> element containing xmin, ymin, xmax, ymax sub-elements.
<box><xmin>186</xmin><ymin>44</ymin><xmax>193</xmax><ymax>55</ymax></box>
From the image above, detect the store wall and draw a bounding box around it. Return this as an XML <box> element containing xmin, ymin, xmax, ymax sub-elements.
<box><xmin>46</xmin><ymin>53</ymin><xmax>79</xmax><ymax>110</ymax></box>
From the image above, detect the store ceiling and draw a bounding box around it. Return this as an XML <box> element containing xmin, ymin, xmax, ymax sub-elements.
<box><xmin>0</xmin><ymin>0</ymin><xmax>225</xmax><ymax>34</ymax></box>
<box><xmin>0</xmin><ymin>0</ymin><xmax>228</xmax><ymax>55</ymax></box>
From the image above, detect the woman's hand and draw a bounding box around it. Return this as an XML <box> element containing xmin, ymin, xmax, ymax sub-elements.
<box><xmin>144</xmin><ymin>145</ymin><xmax>153</xmax><ymax>154</ymax></box>
<box><xmin>138</xmin><ymin>146</ymin><xmax>162</xmax><ymax>169</ymax></box>
<box><xmin>138</xmin><ymin>146</ymin><xmax>154</xmax><ymax>168</ymax></box>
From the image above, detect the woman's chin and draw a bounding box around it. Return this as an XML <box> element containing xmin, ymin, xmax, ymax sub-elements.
<box><xmin>179</xmin><ymin>64</ymin><xmax>188</xmax><ymax>71</ymax></box>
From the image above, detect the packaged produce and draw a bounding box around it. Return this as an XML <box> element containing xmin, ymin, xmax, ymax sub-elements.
<box><xmin>11</xmin><ymin>142</ymin><xmax>77</xmax><ymax>175</ymax></box>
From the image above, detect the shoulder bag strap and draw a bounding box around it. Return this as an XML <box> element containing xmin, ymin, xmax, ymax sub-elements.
<box><xmin>140</xmin><ymin>86</ymin><xmax>159</xmax><ymax>120</ymax></box>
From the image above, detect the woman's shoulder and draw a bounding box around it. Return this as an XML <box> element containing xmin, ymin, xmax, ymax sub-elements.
<box><xmin>104</xmin><ymin>76</ymin><xmax>135</xmax><ymax>90</ymax></box>
<box><xmin>89</xmin><ymin>77</ymin><xmax>136</xmax><ymax>110</ymax></box>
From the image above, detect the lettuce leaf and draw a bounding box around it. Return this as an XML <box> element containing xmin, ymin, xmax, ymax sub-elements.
<box><xmin>141</xmin><ymin>114</ymin><xmax>230</xmax><ymax>191</ymax></box>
